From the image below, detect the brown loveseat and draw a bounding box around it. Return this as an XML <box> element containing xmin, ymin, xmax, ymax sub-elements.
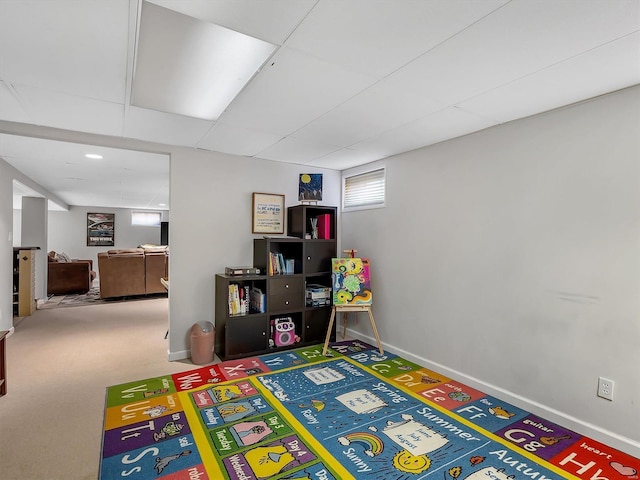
<box><xmin>97</xmin><ymin>247</ymin><xmax>168</xmax><ymax>299</ymax></box>
<box><xmin>47</xmin><ymin>252</ymin><xmax>96</xmax><ymax>295</ymax></box>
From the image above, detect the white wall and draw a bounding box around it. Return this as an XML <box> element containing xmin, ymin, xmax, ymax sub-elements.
<box><xmin>0</xmin><ymin>157</ymin><xmax>61</xmax><ymax>331</ymax></box>
<box><xmin>341</xmin><ymin>86</ymin><xmax>640</xmax><ymax>456</ymax></box>
<box><xmin>48</xmin><ymin>206</ymin><xmax>168</xmax><ymax>270</ymax></box>
<box><xmin>0</xmin><ymin>162</ymin><xmax>15</xmax><ymax>331</ymax></box>
<box><xmin>12</xmin><ymin>209</ymin><xmax>21</xmax><ymax>246</ymax></box>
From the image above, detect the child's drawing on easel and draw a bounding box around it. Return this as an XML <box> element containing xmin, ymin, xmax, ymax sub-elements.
<box><xmin>332</xmin><ymin>253</ymin><xmax>372</xmax><ymax>305</ymax></box>
<box><xmin>324</xmin><ymin>249</ymin><xmax>383</xmax><ymax>354</ymax></box>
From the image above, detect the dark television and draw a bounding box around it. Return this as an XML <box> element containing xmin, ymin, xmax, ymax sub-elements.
<box><xmin>160</xmin><ymin>221</ymin><xmax>169</xmax><ymax>246</ymax></box>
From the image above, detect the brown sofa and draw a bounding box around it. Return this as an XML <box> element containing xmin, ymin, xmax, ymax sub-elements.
<box><xmin>97</xmin><ymin>247</ymin><xmax>168</xmax><ymax>299</ymax></box>
<box><xmin>47</xmin><ymin>252</ymin><xmax>95</xmax><ymax>295</ymax></box>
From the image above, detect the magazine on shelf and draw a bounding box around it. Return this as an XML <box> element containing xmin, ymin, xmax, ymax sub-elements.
<box><xmin>225</xmin><ymin>266</ymin><xmax>261</xmax><ymax>276</ymax></box>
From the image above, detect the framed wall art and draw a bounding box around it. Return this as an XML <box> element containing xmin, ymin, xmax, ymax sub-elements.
<box><xmin>252</xmin><ymin>193</ymin><xmax>285</xmax><ymax>234</ymax></box>
<box><xmin>87</xmin><ymin>212</ymin><xmax>115</xmax><ymax>246</ymax></box>
<box><xmin>299</xmin><ymin>173</ymin><xmax>323</xmax><ymax>201</ymax></box>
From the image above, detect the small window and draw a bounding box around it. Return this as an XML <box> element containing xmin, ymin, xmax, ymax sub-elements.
<box><xmin>343</xmin><ymin>167</ymin><xmax>386</xmax><ymax>210</ymax></box>
<box><xmin>131</xmin><ymin>211</ymin><xmax>162</xmax><ymax>227</ymax></box>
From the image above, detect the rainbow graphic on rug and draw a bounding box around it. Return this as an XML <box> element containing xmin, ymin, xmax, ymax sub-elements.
<box><xmin>338</xmin><ymin>432</ymin><xmax>385</xmax><ymax>457</ymax></box>
<box><xmin>100</xmin><ymin>340</ymin><xmax>640</xmax><ymax>479</ymax></box>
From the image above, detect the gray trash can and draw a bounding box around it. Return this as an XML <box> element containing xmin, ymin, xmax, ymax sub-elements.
<box><xmin>190</xmin><ymin>321</ymin><xmax>215</xmax><ymax>365</ymax></box>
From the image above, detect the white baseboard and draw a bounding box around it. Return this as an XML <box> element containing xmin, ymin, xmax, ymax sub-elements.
<box><xmin>168</xmin><ymin>348</ymin><xmax>190</xmax><ymax>362</ymax></box>
<box><xmin>347</xmin><ymin>329</ymin><xmax>640</xmax><ymax>459</ymax></box>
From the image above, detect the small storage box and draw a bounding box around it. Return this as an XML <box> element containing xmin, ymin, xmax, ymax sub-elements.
<box><xmin>306</xmin><ymin>284</ymin><xmax>331</xmax><ymax>307</ymax></box>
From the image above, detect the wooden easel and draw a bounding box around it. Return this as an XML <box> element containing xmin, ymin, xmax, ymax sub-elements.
<box><xmin>322</xmin><ymin>249</ymin><xmax>384</xmax><ymax>356</ymax></box>
<box><xmin>322</xmin><ymin>304</ymin><xmax>384</xmax><ymax>355</ymax></box>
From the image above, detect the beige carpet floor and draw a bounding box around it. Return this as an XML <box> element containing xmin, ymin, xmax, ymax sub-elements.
<box><xmin>0</xmin><ymin>298</ymin><xmax>201</xmax><ymax>480</ymax></box>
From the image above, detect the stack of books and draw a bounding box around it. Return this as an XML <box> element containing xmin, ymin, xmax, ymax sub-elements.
<box><xmin>228</xmin><ymin>284</ymin><xmax>267</xmax><ymax>314</ymax></box>
<box><xmin>305</xmin><ymin>284</ymin><xmax>331</xmax><ymax>307</ymax></box>
<box><xmin>227</xmin><ymin>284</ymin><xmax>251</xmax><ymax>315</ymax></box>
<box><xmin>268</xmin><ymin>252</ymin><xmax>295</xmax><ymax>275</ymax></box>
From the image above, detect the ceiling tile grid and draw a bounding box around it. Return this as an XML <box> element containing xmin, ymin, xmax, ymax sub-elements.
<box><xmin>197</xmin><ymin>122</ymin><xmax>285</xmax><ymax>157</ymax></box>
<box><xmin>217</xmin><ymin>46</ymin><xmax>378</xmax><ymax>135</ymax></box>
<box><xmin>1</xmin><ymin>0</ymin><xmax>638</xmax><ymax>210</ymax></box>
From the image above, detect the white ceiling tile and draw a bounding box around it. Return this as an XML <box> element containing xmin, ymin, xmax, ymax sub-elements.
<box><xmin>352</xmin><ymin>107</ymin><xmax>498</xmax><ymax>157</ymax></box>
<box><xmin>308</xmin><ymin>148</ymin><xmax>385</xmax><ymax>170</ymax></box>
<box><xmin>458</xmin><ymin>33</ymin><xmax>640</xmax><ymax>123</ymax></box>
<box><xmin>15</xmin><ymin>85</ymin><xmax>124</xmax><ymax>137</ymax></box>
<box><xmin>124</xmin><ymin>106</ymin><xmax>215</xmax><ymax>147</ymax></box>
<box><xmin>197</xmin><ymin>122</ymin><xmax>282</xmax><ymax>156</ymax></box>
<box><xmin>218</xmin><ymin>46</ymin><xmax>378</xmax><ymax>135</ymax></box>
<box><xmin>148</xmin><ymin>0</ymin><xmax>316</xmax><ymax>44</ymax></box>
<box><xmin>0</xmin><ymin>0</ymin><xmax>129</xmax><ymax>103</ymax></box>
<box><xmin>0</xmin><ymin>81</ymin><xmax>31</xmax><ymax>123</ymax></box>
<box><xmin>293</xmin><ymin>78</ymin><xmax>446</xmax><ymax>146</ymax></box>
<box><xmin>388</xmin><ymin>0</ymin><xmax>640</xmax><ymax>105</ymax></box>
<box><xmin>285</xmin><ymin>0</ymin><xmax>508</xmax><ymax>77</ymax></box>
<box><xmin>257</xmin><ymin>135</ymin><xmax>342</xmax><ymax>163</ymax></box>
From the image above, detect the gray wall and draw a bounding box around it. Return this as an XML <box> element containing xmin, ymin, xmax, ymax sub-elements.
<box><xmin>341</xmin><ymin>86</ymin><xmax>640</xmax><ymax>456</ymax></box>
<box><xmin>47</xmin><ymin>206</ymin><xmax>168</xmax><ymax>270</ymax></box>
<box><xmin>167</xmin><ymin>148</ymin><xmax>341</xmax><ymax>360</ymax></box>
<box><xmin>20</xmin><ymin>197</ymin><xmax>47</xmax><ymax>300</ymax></box>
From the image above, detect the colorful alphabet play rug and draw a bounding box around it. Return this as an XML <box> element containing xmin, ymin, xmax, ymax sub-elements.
<box><xmin>100</xmin><ymin>341</ymin><xmax>639</xmax><ymax>479</ymax></box>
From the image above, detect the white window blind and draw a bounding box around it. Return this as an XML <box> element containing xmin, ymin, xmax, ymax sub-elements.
<box><xmin>131</xmin><ymin>211</ymin><xmax>162</xmax><ymax>226</ymax></box>
<box><xmin>343</xmin><ymin>168</ymin><xmax>385</xmax><ymax>209</ymax></box>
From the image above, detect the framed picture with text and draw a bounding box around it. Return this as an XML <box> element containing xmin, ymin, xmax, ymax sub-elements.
<box><xmin>87</xmin><ymin>212</ymin><xmax>115</xmax><ymax>246</ymax></box>
<box><xmin>252</xmin><ymin>193</ymin><xmax>285</xmax><ymax>234</ymax></box>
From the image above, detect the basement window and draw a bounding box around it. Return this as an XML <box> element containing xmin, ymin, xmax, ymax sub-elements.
<box><xmin>131</xmin><ymin>211</ymin><xmax>162</xmax><ymax>227</ymax></box>
<box><xmin>343</xmin><ymin>167</ymin><xmax>386</xmax><ymax>211</ymax></box>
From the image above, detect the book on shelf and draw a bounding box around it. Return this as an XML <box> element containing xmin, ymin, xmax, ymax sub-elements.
<box><xmin>228</xmin><ymin>284</ymin><xmax>239</xmax><ymax>315</ymax></box>
<box><xmin>317</xmin><ymin>214</ymin><xmax>331</xmax><ymax>239</ymax></box>
<box><xmin>228</xmin><ymin>284</ymin><xmax>252</xmax><ymax>314</ymax></box>
<box><xmin>225</xmin><ymin>266</ymin><xmax>261</xmax><ymax>276</ymax></box>
<box><xmin>250</xmin><ymin>287</ymin><xmax>266</xmax><ymax>313</ymax></box>
<box><xmin>286</xmin><ymin>259</ymin><xmax>295</xmax><ymax>274</ymax></box>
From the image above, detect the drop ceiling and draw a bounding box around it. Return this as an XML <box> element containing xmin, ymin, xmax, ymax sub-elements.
<box><xmin>1</xmin><ymin>0</ymin><xmax>638</xmax><ymax>210</ymax></box>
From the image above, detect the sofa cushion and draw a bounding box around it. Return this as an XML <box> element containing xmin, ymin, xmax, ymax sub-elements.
<box><xmin>55</xmin><ymin>251</ymin><xmax>72</xmax><ymax>262</ymax></box>
<box><xmin>138</xmin><ymin>244</ymin><xmax>168</xmax><ymax>253</ymax></box>
<box><xmin>106</xmin><ymin>248</ymin><xmax>144</xmax><ymax>256</ymax></box>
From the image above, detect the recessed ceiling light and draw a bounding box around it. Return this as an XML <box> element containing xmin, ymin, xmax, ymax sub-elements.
<box><xmin>131</xmin><ymin>2</ymin><xmax>276</xmax><ymax>120</ymax></box>
<box><xmin>85</xmin><ymin>154</ymin><xmax>103</xmax><ymax>159</ymax></box>
<box><xmin>158</xmin><ymin>203</ymin><xmax>166</xmax><ymax>206</ymax></box>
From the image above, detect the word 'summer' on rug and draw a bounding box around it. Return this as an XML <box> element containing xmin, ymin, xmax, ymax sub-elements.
<box><xmin>100</xmin><ymin>341</ymin><xmax>639</xmax><ymax>479</ymax></box>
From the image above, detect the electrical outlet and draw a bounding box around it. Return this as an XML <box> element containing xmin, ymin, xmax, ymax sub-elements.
<box><xmin>597</xmin><ymin>377</ymin><xmax>614</xmax><ymax>401</ymax></box>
